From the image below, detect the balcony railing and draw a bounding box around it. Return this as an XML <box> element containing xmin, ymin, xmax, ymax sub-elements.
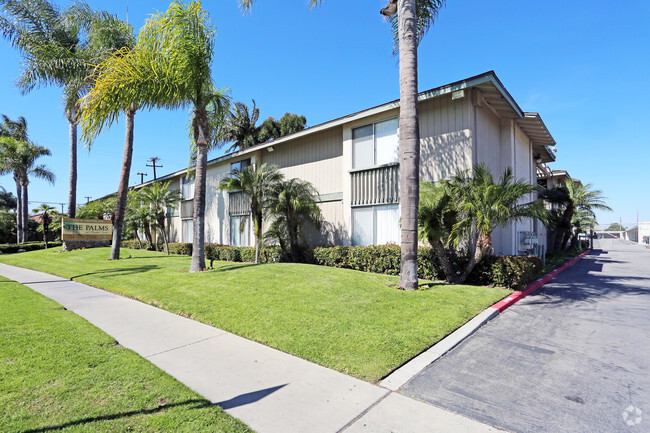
<box><xmin>229</xmin><ymin>191</ymin><xmax>251</xmax><ymax>216</ymax></box>
<box><xmin>351</xmin><ymin>163</ymin><xmax>399</xmax><ymax>206</ymax></box>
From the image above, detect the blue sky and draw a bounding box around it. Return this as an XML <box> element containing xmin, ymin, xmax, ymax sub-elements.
<box><xmin>1</xmin><ymin>0</ymin><xmax>648</xmax><ymax>227</ymax></box>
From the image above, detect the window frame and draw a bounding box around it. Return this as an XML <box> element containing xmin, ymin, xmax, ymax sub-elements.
<box><xmin>351</xmin><ymin>204</ymin><xmax>399</xmax><ymax>246</ymax></box>
<box><xmin>352</xmin><ymin>117</ymin><xmax>399</xmax><ymax>170</ymax></box>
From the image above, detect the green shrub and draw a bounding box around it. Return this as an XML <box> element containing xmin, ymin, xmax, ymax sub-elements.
<box><xmin>0</xmin><ymin>241</ymin><xmax>62</xmax><ymax>254</ymax></box>
<box><xmin>468</xmin><ymin>255</ymin><xmax>543</xmax><ymax>289</ymax></box>
<box><xmin>311</xmin><ymin>244</ymin><xmax>441</xmax><ymax>280</ymax></box>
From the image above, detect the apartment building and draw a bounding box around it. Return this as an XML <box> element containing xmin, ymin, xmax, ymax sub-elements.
<box><xmin>144</xmin><ymin>71</ymin><xmax>557</xmax><ymax>256</ymax></box>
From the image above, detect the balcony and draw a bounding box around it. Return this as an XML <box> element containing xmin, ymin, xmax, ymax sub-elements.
<box><xmin>350</xmin><ymin>163</ymin><xmax>399</xmax><ymax>206</ymax></box>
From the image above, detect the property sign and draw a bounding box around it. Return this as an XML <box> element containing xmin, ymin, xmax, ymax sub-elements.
<box><xmin>61</xmin><ymin>218</ymin><xmax>113</xmax><ymax>241</ymax></box>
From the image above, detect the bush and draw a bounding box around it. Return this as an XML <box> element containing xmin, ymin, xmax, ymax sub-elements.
<box><xmin>468</xmin><ymin>255</ymin><xmax>543</xmax><ymax>289</ymax></box>
<box><xmin>0</xmin><ymin>241</ymin><xmax>62</xmax><ymax>254</ymax></box>
<box><xmin>311</xmin><ymin>244</ymin><xmax>441</xmax><ymax>280</ymax></box>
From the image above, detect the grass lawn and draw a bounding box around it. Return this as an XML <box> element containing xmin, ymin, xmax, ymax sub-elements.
<box><xmin>0</xmin><ymin>247</ymin><xmax>511</xmax><ymax>381</ymax></box>
<box><xmin>0</xmin><ymin>276</ymin><xmax>253</xmax><ymax>433</ymax></box>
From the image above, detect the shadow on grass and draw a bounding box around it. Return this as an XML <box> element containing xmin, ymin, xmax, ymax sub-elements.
<box><xmin>209</xmin><ymin>263</ymin><xmax>260</xmax><ymax>273</ymax></box>
<box><xmin>71</xmin><ymin>265</ymin><xmax>160</xmax><ymax>279</ymax></box>
<box><xmin>21</xmin><ymin>385</ymin><xmax>287</xmax><ymax>432</ymax></box>
<box><xmin>21</xmin><ymin>399</ymin><xmax>212</xmax><ymax>433</ymax></box>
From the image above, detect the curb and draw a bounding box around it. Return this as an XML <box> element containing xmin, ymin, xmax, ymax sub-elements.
<box><xmin>380</xmin><ymin>250</ymin><xmax>591</xmax><ymax>392</ymax></box>
<box><xmin>490</xmin><ymin>249</ymin><xmax>591</xmax><ymax>313</ymax></box>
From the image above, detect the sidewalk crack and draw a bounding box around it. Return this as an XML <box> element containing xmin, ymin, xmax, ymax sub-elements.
<box><xmin>144</xmin><ymin>335</ymin><xmax>222</xmax><ymax>358</ymax></box>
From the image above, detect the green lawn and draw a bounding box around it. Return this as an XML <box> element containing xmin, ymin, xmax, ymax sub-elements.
<box><xmin>0</xmin><ymin>247</ymin><xmax>511</xmax><ymax>381</ymax></box>
<box><xmin>0</xmin><ymin>276</ymin><xmax>253</xmax><ymax>433</ymax></box>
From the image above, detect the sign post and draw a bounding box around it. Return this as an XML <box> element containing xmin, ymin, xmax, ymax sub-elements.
<box><xmin>61</xmin><ymin>218</ymin><xmax>113</xmax><ymax>251</ymax></box>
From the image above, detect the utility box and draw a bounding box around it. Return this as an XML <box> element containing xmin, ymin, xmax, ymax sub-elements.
<box><xmin>519</xmin><ymin>231</ymin><xmax>538</xmax><ymax>252</ymax></box>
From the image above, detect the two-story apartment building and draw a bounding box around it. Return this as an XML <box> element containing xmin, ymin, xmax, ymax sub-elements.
<box><xmin>143</xmin><ymin>71</ymin><xmax>557</xmax><ymax>257</ymax></box>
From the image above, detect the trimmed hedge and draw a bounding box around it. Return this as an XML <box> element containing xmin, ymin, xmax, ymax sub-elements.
<box><xmin>119</xmin><ymin>240</ymin><xmax>543</xmax><ymax>288</ymax></box>
<box><xmin>311</xmin><ymin>244</ymin><xmax>440</xmax><ymax>280</ymax></box>
<box><xmin>468</xmin><ymin>255</ymin><xmax>543</xmax><ymax>289</ymax></box>
<box><xmin>0</xmin><ymin>241</ymin><xmax>62</xmax><ymax>254</ymax></box>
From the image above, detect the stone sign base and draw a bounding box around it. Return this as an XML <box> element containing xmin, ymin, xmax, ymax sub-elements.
<box><xmin>63</xmin><ymin>240</ymin><xmax>111</xmax><ymax>251</ymax></box>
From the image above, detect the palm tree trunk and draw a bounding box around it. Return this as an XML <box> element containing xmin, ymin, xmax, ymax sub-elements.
<box><xmin>158</xmin><ymin>215</ymin><xmax>170</xmax><ymax>255</ymax></box>
<box><xmin>143</xmin><ymin>221</ymin><xmax>153</xmax><ymax>248</ymax></box>
<box><xmin>43</xmin><ymin>215</ymin><xmax>48</xmax><ymax>248</ymax></box>
<box><xmin>457</xmin><ymin>233</ymin><xmax>491</xmax><ymax>284</ymax></box>
<box><xmin>431</xmin><ymin>241</ymin><xmax>454</xmax><ymax>283</ymax></box>
<box><xmin>190</xmin><ymin>142</ymin><xmax>208</xmax><ymax>272</ymax></box>
<box><xmin>254</xmin><ymin>213</ymin><xmax>262</xmax><ymax>264</ymax></box>
<box><xmin>559</xmin><ymin>205</ymin><xmax>575</xmax><ymax>251</ymax></box>
<box><xmin>110</xmin><ymin>108</ymin><xmax>136</xmax><ymax>260</ymax></box>
<box><xmin>67</xmin><ymin>110</ymin><xmax>78</xmax><ymax>219</ymax></box>
<box><xmin>14</xmin><ymin>177</ymin><xmax>22</xmax><ymax>244</ymax></box>
<box><xmin>398</xmin><ymin>0</ymin><xmax>421</xmax><ymax>291</ymax></box>
<box><xmin>21</xmin><ymin>179</ymin><xmax>28</xmax><ymax>243</ymax></box>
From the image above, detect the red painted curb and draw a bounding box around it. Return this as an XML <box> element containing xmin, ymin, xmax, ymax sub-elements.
<box><xmin>490</xmin><ymin>249</ymin><xmax>591</xmax><ymax>313</ymax></box>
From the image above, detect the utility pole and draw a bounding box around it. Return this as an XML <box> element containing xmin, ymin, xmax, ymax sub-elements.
<box><xmin>85</xmin><ymin>196</ymin><xmax>91</xmax><ymax>204</ymax></box>
<box><xmin>137</xmin><ymin>172</ymin><xmax>148</xmax><ymax>184</ymax></box>
<box><xmin>147</xmin><ymin>157</ymin><xmax>162</xmax><ymax>180</ymax></box>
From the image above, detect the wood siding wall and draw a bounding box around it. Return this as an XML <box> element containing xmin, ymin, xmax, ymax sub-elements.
<box><xmin>419</xmin><ymin>94</ymin><xmax>473</xmax><ymax>182</ymax></box>
<box><xmin>263</xmin><ymin>127</ymin><xmax>343</xmax><ymax>194</ymax></box>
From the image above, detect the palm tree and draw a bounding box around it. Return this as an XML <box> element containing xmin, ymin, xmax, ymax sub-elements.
<box><xmin>543</xmin><ymin>179</ymin><xmax>611</xmax><ymax>251</ymax></box>
<box><xmin>32</xmin><ymin>203</ymin><xmax>57</xmax><ymax>248</ymax></box>
<box><xmin>223</xmin><ymin>100</ymin><xmax>261</xmax><ymax>152</ymax></box>
<box><xmin>79</xmin><ymin>0</ymin><xmax>226</xmax><ymax>268</ymax></box>
<box><xmin>219</xmin><ymin>163</ymin><xmax>284</xmax><ymax>263</ymax></box>
<box><xmin>0</xmin><ymin>137</ymin><xmax>55</xmax><ymax>243</ymax></box>
<box><xmin>1</xmin><ymin>1</ymin><xmax>135</xmax><ymax>219</ymax></box>
<box><xmin>0</xmin><ymin>186</ymin><xmax>17</xmax><ymax>211</ymax></box>
<box><xmin>0</xmin><ymin>115</ymin><xmax>28</xmax><ymax>242</ymax></box>
<box><xmin>267</xmin><ymin>178</ymin><xmax>322</xmax><ymax>262</ymax></box>
<box><xmin>141</xmin><ymin>181</ymin><xmax>182</xmax><ymax>255</ymax></box>
<box><xmin>569</xmin><ymin>207</ymin><xmax>596</xmax><ymax>251</ymax></box>
<box><xmin>240</xmin><ymin>0</ymin><xmax>446</xmax><ymax>289</ymax></box>
<box><xmin>446</xmin><ymin>164</ymin><xmax>545</xmax><ymax>283</ymax></box>
<box><xmin>418</xmin><ymin>181</ymin><xmax>457</xmax><ymax>282</ymax></box>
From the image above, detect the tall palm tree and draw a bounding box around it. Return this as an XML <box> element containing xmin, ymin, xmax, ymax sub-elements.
<box><xmin>1</xmin><ymin>0</ymin><xmax>135</xmax><ymax>219</ymax></box>
<box><xmin>141</xmin><ymin>181</ymin><xmax>182</xmax><ymax>255</ymax></box>
<box><xmin>79</xmin><ymin>1</ymin><xmax>223</xmax><ymax>266</ymax></box>
<box><xmin>240</xmin><ymin>0</ymin><xmax>445</xmax><ymax>289</ymax></box>
<box><xmin>219</xmin><ymin>163</ymin><xmax>284</xmax><ymax>263</ymax></box>
<box><xmin>223</xmin><ymin>100</ymin><xmax>261</xmax><ymax>152</ymax></box>
<box><xmin>446</xmin><ymin>164</ymin><xmax>545</xmax><ymax>283</ymax></box>
<box><xmin>0</xmin><ymin>115</ymin><xmax>29</xmax><ymax>242</ymax></box>
<box><xmin>32</xmin><ymin>203</ymin><xmax>57</xmax><ymax>248</ymax></box>
<box><xmin>0</xmin><ymin>137</ymin><xmax>55</xmax><ymax>243</ymax></box>
<box><xmin>81</xmin><ymin>1</ymin><xmax>229</xmax><ymax>270</ymax></box>
<box><xmin>267</xmin><ymin>178</ymin><xmax>322</xmax><ymax>262</ymax></box>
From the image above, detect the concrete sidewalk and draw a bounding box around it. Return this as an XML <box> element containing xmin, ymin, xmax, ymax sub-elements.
<box><xmin>0</xmin><ymin>263</ymin><xmax>504</xmax><ymax>433</ymax></box>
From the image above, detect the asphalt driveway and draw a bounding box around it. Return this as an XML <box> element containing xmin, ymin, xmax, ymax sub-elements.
<box><xmin>401</xmin><ymin>238</ymin><xmax>650</xmax><ymax>433</ymax></box>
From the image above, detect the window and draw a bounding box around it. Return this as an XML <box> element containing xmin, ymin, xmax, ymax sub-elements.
<box><xmin>230</xmin><ymin>158</ymin><xmax>251</xmax><ymax>174</ymax></box>
<box><xmin>352</xmin><ymin>118</ymin><xmax>398</xmax><ymax>169</ymax></box>
<box><xmin>181</xmin><ymin>176</ymin><xmax>194</xmax><ymax>200</ymax></box>
<box><xmin>352</xmin><ymin>204</ymin><xmax>399</xmax><ymax>246</ymax></box>
<box><xmin>182</xmin><ymin>219</ymin><xmax>193</xmax><ymax>243</ymax></box>
<box><xmin>230</xmin><ymin>215</ymin><xmax>251</xmax><ymax>246</ymax></box>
